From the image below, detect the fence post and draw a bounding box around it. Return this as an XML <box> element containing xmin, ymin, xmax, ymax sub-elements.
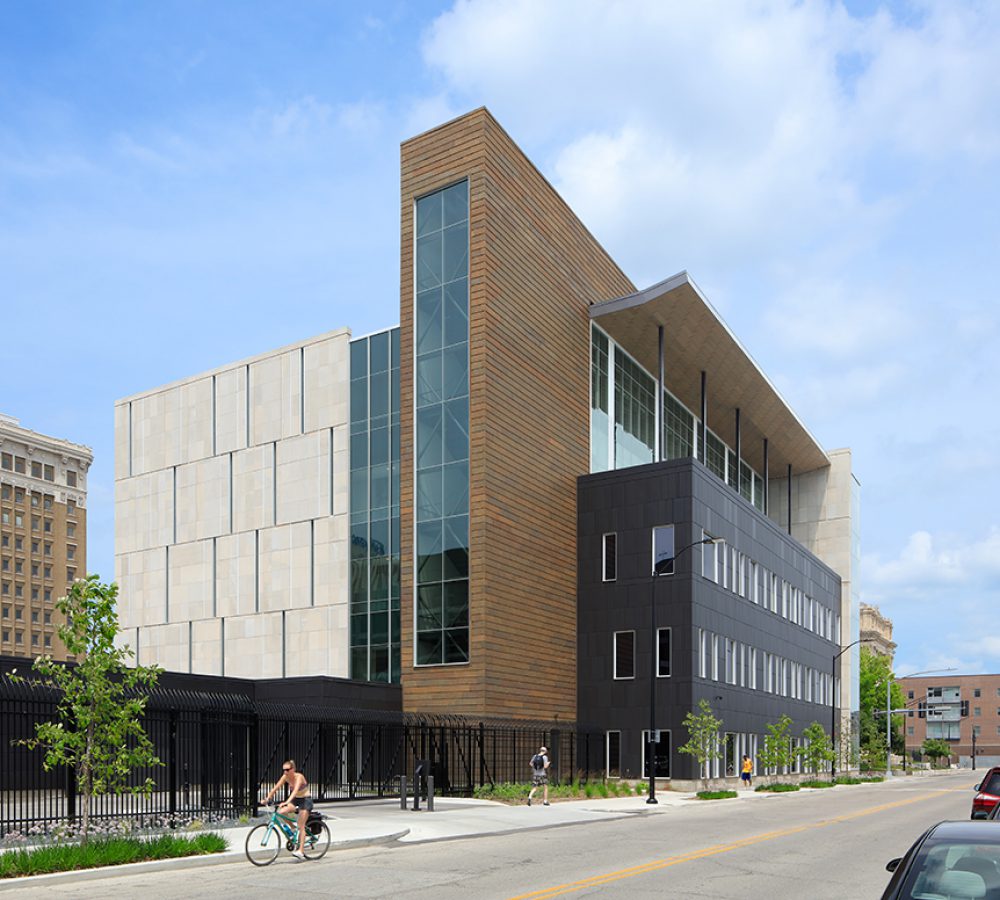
<box><xmin>478</xmin><ymin>722</ymin><xmax>485</xmax><ymax>790</ymax></box>
<box><xmin>168</xmin><ymin>710</ymin><xmax>178</xmax><ymax>816</ymax></box>
<box><xmin>66</xmin><ymin>764</ymin><xmax>76</xmax><ymax>822</ymax></box>
<box><xmin>250</xmin><ymin>713</ymin><xmax>260</xmax><ymax>818</ymax></box>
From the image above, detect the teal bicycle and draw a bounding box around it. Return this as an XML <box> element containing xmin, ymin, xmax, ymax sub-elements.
<box><xmin>245</xmin><ymin>804</ymin><xmax>331</xmax><ymax>866</ymax></box>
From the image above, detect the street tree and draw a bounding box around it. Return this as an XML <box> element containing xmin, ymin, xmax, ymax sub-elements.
<box><xmin>798</xmin><ymin>721</ymin><xmax>835</xmax><ymax>777</ymax></box>
<box><xmin>11</xmin><ymin>576</ymin><xmax>162</xmax><ymax>844</ymax></box>
<box><xmin>678</xmin><ymin>699</ymin><xmax>723</xmax><ymax>789</ymax></box>
<box><xmin>921</xmin><ymin>738</ymin><xmax>952</xmax><ymax>769</ymax></box>
<box><xmin>759</xmin><ymin>715</ymin><xmax>796</xmax><ymax>783</ymax></box>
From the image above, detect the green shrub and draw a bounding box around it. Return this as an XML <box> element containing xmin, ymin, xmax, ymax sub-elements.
<box><xmin>597</xmin><ymin>782</ymin><xmax>609</xmax><ymax>798</ymax></box>
<box><xmin>860</xmin><ymin>775</ymin><xmax>885</xmax><ymax>783</ymax></box>
<box><xmin>833</xmin><ymin>776</ymin><xmax>863</xmax><ymax>785</ymax></box>
<box><xmin>636</xmin><ymin>781</ymin><xmax>649</xmax><ymax>796</ymax></box>
<box><xmin>800</xmin><ymin>780</ymin><xmax>835</xmax><ymax>789</ymax></box>
<box><xmin>755</xmin><ymin>783</ymin><xmax>800</xmax><ymax>792</ymax></box>
<box><xmin>696</xmin><ymin>790</ymin><xmax>738</xmax><ymax>800</ymax></box>
<box><xmin>584</xmin><ymin>783</ymin><xmax>595</xmax><ymax>798</ymax></box>
<box><xmin>0</xmin><ymin>833</ymin><xmax>227</xmax><ymax>879</ymax></box>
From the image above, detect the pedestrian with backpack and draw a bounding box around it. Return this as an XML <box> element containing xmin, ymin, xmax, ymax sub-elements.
<box><xmin>527</xmin><ymin>745</ymin><xmax>550</xmax><ymax>806</ymax></box>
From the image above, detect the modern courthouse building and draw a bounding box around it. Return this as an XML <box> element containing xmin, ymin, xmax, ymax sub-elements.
<box><xmin>1</xmin><ymin>413</ymin><xmax>92</xmax><ymax>661</ymax></box>
<box><xmin>115</xmin><ymin>109</ymin><xmax>860</xmax><ymax>783</ymax></box>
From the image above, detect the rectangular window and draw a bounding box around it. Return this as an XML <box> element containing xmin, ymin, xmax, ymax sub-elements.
<box><xmin>651</xmin><ymin>525</ymin><xmax>675</xmax><ymax>576</ymax></box>
<box><xmin>66</xmin><ymin>470</ymin><xmax>77</xmax><ymax>487</ymax></box>
<box><xmin>606</xmin><ymin>731</ymin><xmax>621</xmax><ymax>778</ymax></box>
<box><xmin>67</xmin><ymin>546</ymin><xmax>75</xmax><ymax>561</ymax></box>
<box><xmin>613</xmin><ymin>631</ymin><xmax>635</xmax><ymax>679</ymax></box>
<box><xmin>43</xmin><ymin>465</ymin><xmax>54</xmax><ymax>482</ymax></box>
<box><xmin>602</xmin><ymin>533</ymin><xmax>617</xmax><ymax>582</ymax></box>
<box><xmin>711</xmin><ymin>634</ymin><xmax>719</xmax><ymax>681</ymax></box>
<box><xmin>14</xmin><ymin>457</ymin><xmax>26</xmax><ymax>474</ymax></box>
<box><xmin>749</xmin><ymin>648</ymin><xmax>757</xmax><ymax>690</ymax></box>
<box><xmin>701</xmin><ymin>532</ymin><xmax>718</xmax><ymax>582</ymax></box>
<box><xmin>657</xmin><ymin>627</ymin><xmax>671</xmax><ymax>678</ymax></box>
<box><xmin>1</xmin><ymin>453</ymin><xmax>11</xmax><ymax>469</ymax></box>
<box><xmin>31</xmin><ymin>461</ymin><xmax>42</xmax><ymax>478</ymax></box>
<box><xmin>698</xmin><ymin>628</ymin><xmax>707</xmax><ymax>678</ymax></box>
<box><xmin>974</xmin><ymin>707</ymin><xmax>981</xmax><ymax>717</ymax></box>
<box><xmin>974</xmin><ymin>688</ymin><xmax>981</xmax><ymax>698</ymax></box>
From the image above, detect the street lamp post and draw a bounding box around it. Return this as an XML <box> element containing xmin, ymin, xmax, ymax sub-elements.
<box><xmin>831</xmin><ymin>639</ymin><xmax>863</xmax><ymax>781</ymax></box>
<box><xmin>646</xmin><ymin>531</ymin><xmax>716</xmax><ymax>805</ymax></box>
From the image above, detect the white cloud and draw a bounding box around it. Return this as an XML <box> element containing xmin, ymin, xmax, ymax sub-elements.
<box><xmin>864</xmin><ymin>527</ymin><xmax>1000</xmax><ymax>594</ymax></box>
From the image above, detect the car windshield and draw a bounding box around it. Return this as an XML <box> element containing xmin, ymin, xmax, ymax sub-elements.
<box><xmin>898</xmin><ymin>837</ymin><xmax>1000</xmax><ymax>899</ymax></box>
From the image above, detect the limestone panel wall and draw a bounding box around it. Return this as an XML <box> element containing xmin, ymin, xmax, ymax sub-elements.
<box><xmin>250</xmin><ymin>350</ymin><xmax>302</xmax><ymax>445</ymax></box>
<box><xmin>131</xmin><ymin>378</ymin><xmax>214</xmax><ymax>476</ymax></box>
<box><xmin>275</xmin><ymin>432</ymin><xmax>329</xmax><ymax>525</ymax></box>
<box><xmin>191</xmin><ymin>618</ymin><xmax>223</xmax><ymax>675</ymax></box>
<box><xmin>114</xmin><ymin>329</ymin><xmax>352</xmax><ymax>678</ymax></box>
<box><xmin>303</xmin><ymin>337</ymin><xmax>349</xmax><ymax>433</ymax></box>
<box><xmin>215</xmin><ymin>367</ymin><xmax>248</xmax><ymax>455</ymax></box>
<box><xmin>115</xmin><ymin>469</ymin><xmax>174</xmax><ymax>555</ymax></box>
<box><xmin>285</xmin><ymin>606</ymin><xmax>349</xmax><ymax>677</ymax></box>
<box><xmin>175</xmin><ymin>455</ymin><xmax>230</xmax><ymax>543</ymax></box>
<box><xmin>233</xmin><ymin>445</ymin><xmax>274</xmax><ymax>533</ymax></box>
<box><xmin>257</xmin><ymin>522</ymin><xmax>312</xmax><ymax>612</ymax></box>
<box><xmin>137</xmin><ymin>621</ymin><xmax>188</xmax><ymax>672</ymax></box>
<box><xmin>167</xmin><ymin>539</ymin><xmax>213</xmax><ymax>624</ymax></box>
<box><xmin>223</xmin><ymin>612</ymin><xmax>283</xmax><ymax>678</ymax></box>
<box><xmin>117</xmin><ymin>548</ymin><xmax>167</xmax><ymax>628</ymax></box>
<box><xmin>313</xmin><ymin>515</ymin><xmax>349</xmax><ymax>607</ymax></box>
<box><xmin>216</xmin><ymin>531</ymin><xmax>257</xmax><ymax>618</ymax></box>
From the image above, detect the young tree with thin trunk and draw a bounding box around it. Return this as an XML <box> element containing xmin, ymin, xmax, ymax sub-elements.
<box><xmin>799</xmin><ymin>721</ymin><xmax>835</xmax><ymax>777</ymax></box>
<box><xmin>759</xmin><ymin>715</ymin><xmax>796</xmax><ymax>783</ymax></box>
<box><xmin>11</xmin><ymin>576</ymin><xmax>162</xmax><ymax>844</ymax></box>
<box><xmin>678</xmin><ymin>699</ymin><xmax>723</xmax><ymax>790</ymax></box>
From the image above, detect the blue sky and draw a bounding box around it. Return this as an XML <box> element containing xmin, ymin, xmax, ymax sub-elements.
<box><xmin>3</xmin><ymin>1</ymin><xmax>999</xmax><ymax>674</ymax></box>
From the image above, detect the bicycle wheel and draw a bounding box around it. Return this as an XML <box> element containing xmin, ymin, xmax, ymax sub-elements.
<box><xmin>302</xmin><ymin>822</ymin><xmax>331</xmax><ymax>860</ymax></box>
<box><xmin>245</xmin><ymin>823</ymin><xmax>282</xmax><ymax>866</ymax></box>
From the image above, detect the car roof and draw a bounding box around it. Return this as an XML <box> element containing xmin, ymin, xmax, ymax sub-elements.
<box><xmin>927</xmin><ymin>820</ymin><xmax>1000</xmax><ymax>841</ymax></box>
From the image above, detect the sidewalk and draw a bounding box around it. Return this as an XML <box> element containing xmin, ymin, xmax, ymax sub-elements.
<box><xmin>0</xmin><ymin>777</ymin><xmax>922</xmax><ymax>891</ymax></box>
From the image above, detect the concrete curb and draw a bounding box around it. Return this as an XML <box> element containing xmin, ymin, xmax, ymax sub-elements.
<box><xmin>0</xmin><ymin>829</ymin><xmax>410</xmax><ymax>892</ymax></box>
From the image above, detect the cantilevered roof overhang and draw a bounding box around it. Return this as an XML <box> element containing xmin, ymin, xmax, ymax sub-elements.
<box><xmin>590</xmin><ymin>271</ymin><xmax>830</xmax><ymax>478</ymax></box>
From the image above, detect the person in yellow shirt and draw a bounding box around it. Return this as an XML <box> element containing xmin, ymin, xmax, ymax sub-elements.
<box><xmin>741</xmin><ymin>755</ymin><xmax>754</xmax><ymax>789</ymax></box>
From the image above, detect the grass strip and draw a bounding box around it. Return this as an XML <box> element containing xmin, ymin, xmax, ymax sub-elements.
<box><xmin>696</xmin><ymin>790</ymin><xmax>738</xmax><ymax>800</ymax></box>
<box><xmin>473</xmin><ymin>780</ymin><xmax>645</xmax><ymax>804</ymax></box>
<box><xmin>800</xmin><ymin>780</ymin><xmax>835</xmax><ymax>788</ymax></box>
<box><xmin>0</xmin><ymin>833</ymin><xmax>227</xmax><ymax>879</ymax></box>
<box><xmin>755</xmin><ymin>783</ymin><xmax>801</xmax><ymax>792</ymax></box>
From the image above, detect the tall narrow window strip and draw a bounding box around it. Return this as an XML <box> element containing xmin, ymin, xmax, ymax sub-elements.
<box><xmin>414</xmin><ymin>180</ymin><xmax>470</xmax><ymax>667</ymax></box>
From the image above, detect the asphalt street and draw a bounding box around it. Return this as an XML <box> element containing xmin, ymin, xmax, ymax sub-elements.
<box><xmin>0</xmin><ymin>771</ymin><xmax>979</xmax><ymax>899</ymax></box>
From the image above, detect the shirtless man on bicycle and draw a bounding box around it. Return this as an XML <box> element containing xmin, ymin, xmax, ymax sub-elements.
<box><xmin>262</xmin><ymin>759</ymin><xmax>313</xmax><ymax>860</ymax></box>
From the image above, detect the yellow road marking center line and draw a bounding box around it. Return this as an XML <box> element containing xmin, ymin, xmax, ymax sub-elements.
<box><xmin>509</xmin><ymin>787</ymin><xmax>967</xmax><ymax>900</ymax></box>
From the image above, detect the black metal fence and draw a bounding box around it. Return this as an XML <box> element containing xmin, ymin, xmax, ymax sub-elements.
<box><xmin>1</xmin><ymin>678</ymin><xmax>605</xmax><ymax>837</ymax></box>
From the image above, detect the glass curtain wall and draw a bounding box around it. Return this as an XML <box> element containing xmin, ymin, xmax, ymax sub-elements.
<box><xmin>590</xmin><ymin>324</ymin><xmax>766</xmax><ymax>508</ymax></box>
<box><xmin>414</xmin><ymin>180</ymin><xmax>470</xmax><ymax>666</ymax></box>
<box><xmin>349</xmin><ymin>328</ymin><xmax>401</xmax><ymax>683</ymax></box>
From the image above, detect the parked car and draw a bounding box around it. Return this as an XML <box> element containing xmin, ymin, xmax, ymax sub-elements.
<box><xmin>881</xmin><ymin>820</ymin><xmax>1000</xmax><ymax>899</ymax></box>
<box><xmin>973</xmin><ymin>767</ymin><xmax>1000</xmax><ymax>820</ymax></box>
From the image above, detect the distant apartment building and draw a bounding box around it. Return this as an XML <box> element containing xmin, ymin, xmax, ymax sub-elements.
<box><xmin>859</xmin><ymin>603</ymin><xmax>895</xmax><ymax>660</ymax></box>
<box><xmin>0</xmin><ymin>414</ymin><xmax>92</xmax><ymax>661</ymax></box>
<box><xmin>899</xmin><ymin>673</ymin><xmax>1000</xmax><ymax>768</ymax></box>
